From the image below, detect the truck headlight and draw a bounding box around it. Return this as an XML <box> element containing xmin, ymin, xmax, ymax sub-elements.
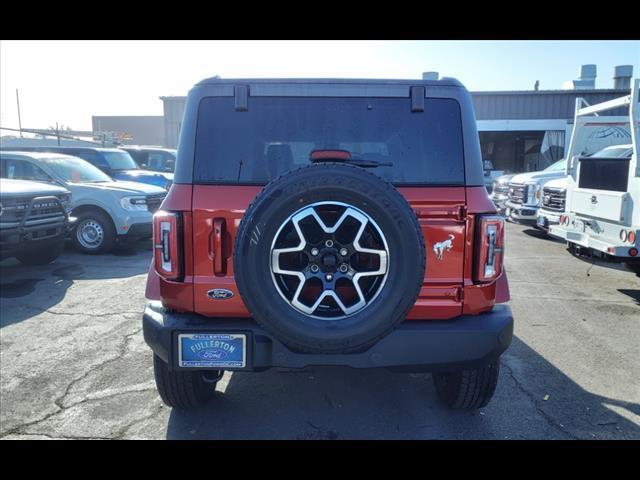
<box><xmin>526</xmin><ymin>183</ymin><xmax>541</xmax><ymax>204</ymax></box>
<box><xmin>120</xmin><ymin>196</ymin><xmax>148</xmax><ymax>211</ymax></box>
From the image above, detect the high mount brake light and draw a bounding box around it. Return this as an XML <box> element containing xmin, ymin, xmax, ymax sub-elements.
<box><xmin>154</xmin><ymin>211</ymin><xmax>182</xmax><ymax>280</ymax></box>
<box><xmin>475</xmin><ymin>215</ymin><xmax>505</xmax><ymax>283</ymax></box>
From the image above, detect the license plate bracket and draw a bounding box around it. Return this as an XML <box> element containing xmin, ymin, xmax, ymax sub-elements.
<box><xmin>178</xmin><ymin>333</ymin><xmax>247</xmax><ymax>369</ymax></box>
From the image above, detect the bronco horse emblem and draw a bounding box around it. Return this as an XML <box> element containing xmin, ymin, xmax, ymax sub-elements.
<box><xmin>433</xmin><ymin>234</ymin><xmax>455</xmax><ymax>261</ymax></box>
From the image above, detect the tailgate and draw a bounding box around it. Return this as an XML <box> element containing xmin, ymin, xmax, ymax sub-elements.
<box><xmin>191</xmin><ymin>185</ymin><xmax>466</xmax><ymax>320</ymax></box>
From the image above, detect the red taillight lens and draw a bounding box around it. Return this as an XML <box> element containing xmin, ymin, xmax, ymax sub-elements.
<box><xmin>475</xmin><ymin>215</ymin><xmax>505</xmax><ymax>283</ymax></box>
<box><xmin>628</xmin><ymin>231</ymin><xmax>636</xmax><ymax>244</ymax></box>
<box><xmin>153</xmin><ymin>210</ymin><xmax>182</xmax><ymax>280</ymax></box>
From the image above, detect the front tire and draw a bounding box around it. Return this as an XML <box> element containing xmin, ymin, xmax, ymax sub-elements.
<box><xmin>153</xmin><ymin>355</ymin><xmax>219</xmax><ymax>409</ymax></box>
<box><xmin>15</xmin><ymin>240</ymin><xmax>65</xmax><ymax>265</ymax></box>
<box><xmin>72</xmin><ymin>210</ymin><xmax>116</xmax><ymax>254</ymax></box>
<box><xmin>433</xmin><ymin>360</ymin><xmax>500</xmax><ymax>409</ymax></box>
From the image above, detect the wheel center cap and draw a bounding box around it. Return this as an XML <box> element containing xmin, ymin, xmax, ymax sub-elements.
<box><xmin>321</xmin><ymin>252</ymin><xmax>338</xmax><ymax>272</ymax></box>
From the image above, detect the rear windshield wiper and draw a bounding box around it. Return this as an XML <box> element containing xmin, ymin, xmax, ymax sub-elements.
<box><xmin>310</xmin><ymin>150</ymin><xmax>393</xmax><ymax>168</ymax></box>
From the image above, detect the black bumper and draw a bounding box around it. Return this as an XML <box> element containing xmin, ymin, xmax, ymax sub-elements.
<box><xmin>0</xmin><ymin>219</ymin><xmax>73</xmax><ymax>259</ymax></box>
<box><xmin>143</xmin><ymin>302</ymin><xmax>513</xmax><ymax>373</ymax></box>
<box><xmin>119</xmin><ymin>222</ymin><xmax>152</xmax><ymax>240</ymax></box>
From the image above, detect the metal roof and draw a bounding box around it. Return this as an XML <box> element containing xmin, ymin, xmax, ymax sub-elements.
<box><xmin>470</xmin><ymin>88</ymin><xmax>630</xmax><ymax>120</ymax></box>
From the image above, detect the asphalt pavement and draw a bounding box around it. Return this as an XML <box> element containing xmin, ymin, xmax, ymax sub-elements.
<box><xmin>1</xmin><ymin>223</ymin><xmax>638</xmax><ymax>439</ymax></box>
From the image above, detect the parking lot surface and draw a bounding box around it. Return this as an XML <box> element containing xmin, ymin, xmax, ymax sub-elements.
<box><xmin>1</xmin><ymin>223</ymin><xmax>639</xmax><ymax>440</ymax></box>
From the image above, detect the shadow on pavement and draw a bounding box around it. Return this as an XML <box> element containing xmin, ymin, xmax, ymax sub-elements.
<box><xmin>521</xmin><ymin>228</ymin><xmax>565</xmax><ymax>243</ymax></box>
<box><xmin>618</xmin><ymin>289</ymin><xmax>640</xmax><ymax>305</ymax></box>
<box><xmin>165</xmin><ymin>336</ymin><xmax>640</xmax><ymax>440</ymax></box>
<box><xmin>0</xmin><ymin>239</ymin><xmax>151</xmax><ymax>328</ymax></box>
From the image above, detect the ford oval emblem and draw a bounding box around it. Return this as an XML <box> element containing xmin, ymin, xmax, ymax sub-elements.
<box><xmin>207</xmin><ymin>288</ymin><xmax>234</xmax><ymax>300</ymax></box>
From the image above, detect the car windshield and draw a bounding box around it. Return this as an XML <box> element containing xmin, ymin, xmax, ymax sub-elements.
<box><xmin>44</xmin><ymin>156</ymin><xmax>112</xmax><ymax>183</ymax></box>
<box><xmin>589</xmin><ymin>146</ymin><xmax>633</xmax><ymax>158</ymax></box>
<box><xmin>102</xmin><ymin>151</ymin><xmax>139</xmax><ymax>170</ymax></box>
<box><xmin>543</xmin><ymin>158</ymin><xmax>567</xmax><ymax>172</ymax></box>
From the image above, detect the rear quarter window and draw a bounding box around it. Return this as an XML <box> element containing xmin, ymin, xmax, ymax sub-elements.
<box><xmin>193</xmin><ymin>96</ymin><xmax>465</xmax><ymax>186</ymax></box>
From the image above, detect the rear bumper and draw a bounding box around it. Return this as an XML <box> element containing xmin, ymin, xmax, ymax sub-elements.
<box><xmin>550</xmin><ymin>224</ymin><xmax>638</xmax><ymax>258</ymax></box>
<box><xmin>142</xmin><ymin>301</ymin><xmax>513</xmax><ymax>372</ymax></box>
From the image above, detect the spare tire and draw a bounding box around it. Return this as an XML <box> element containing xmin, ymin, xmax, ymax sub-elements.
<box><xmin>233</xmin><ymin>163</ymin><xmax>425</xmax><ymax>354</ymax></box>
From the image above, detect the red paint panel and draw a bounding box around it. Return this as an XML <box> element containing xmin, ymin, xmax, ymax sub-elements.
<box><xmin>160</xmin><ymin>184</ymin><xmax>504</xmax><ymax>321</ymax></box>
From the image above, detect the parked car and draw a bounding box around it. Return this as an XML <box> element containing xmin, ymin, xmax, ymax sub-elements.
<box><xmin>0</xmin><ymin>178</ymin><xmax>73</xmax><ymax>265</ymax></box>
<box><xmin>119</xmin><ymin>146</ymin><xmax>177</xmax><ymax>173</ymax></box>
<box><xmin>536</xmin><ymin>177</ymin><xmax>568</xmax><ymax>235</ymax></box>
<box><xmin>0</xmin><ymin>151</ymin><xmax>166</xmax><ymax>254</ymax></box>
<box><xmin>490</xmin><ymin>173</ymin><xmax>516</xmax><ymax>213</ymax></box>
<box><xmin>143</xmin><ymin>76</ymin><xmax>513</xmax><ymax>411</ymax></box>
<box><xmin>504</xmin><ymin>158</ymin><xmax>567</xmax><ymax>224</ymax></box>
<box><xmin>0</xmin><ymin>146</ymin><xmax>174</xmax><ymax>191</ymax></box>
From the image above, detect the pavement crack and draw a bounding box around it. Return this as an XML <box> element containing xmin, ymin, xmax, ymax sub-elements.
<box><xmin>115</xmin><ymin>403</ymin><xmax>165</xmax><ymax>440</ymax></box>
<box><xmin>19</xmin><ymin>306</ymin><xmax>142</xmax><ymax>318</ymax></box>
<box><xmin>501</xmin><ymin>361</ymin><xmax>578</xmax><ymax>440</ymax></box>
<box><xmin>54</xmin><ymin>327</ymin><xmax>143</xmax><ymax>410</ymax></box>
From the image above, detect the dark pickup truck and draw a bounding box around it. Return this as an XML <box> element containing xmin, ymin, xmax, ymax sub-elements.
<box><xmin>0</xmin><ymin>179</ymin><xmax>74</xmax><ymax>265</ymax></box>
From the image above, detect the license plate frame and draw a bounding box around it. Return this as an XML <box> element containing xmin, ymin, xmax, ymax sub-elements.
<box><xmin>178</xmin><ymin>333</ymin><xmax>247</xmax><ymax>369</ymax></box>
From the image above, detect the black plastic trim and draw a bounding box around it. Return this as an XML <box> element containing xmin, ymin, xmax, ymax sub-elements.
<box><xmin>143</xmin><ymin>302</ymin><xmax>513</xmax><ymax>373</ymax></box>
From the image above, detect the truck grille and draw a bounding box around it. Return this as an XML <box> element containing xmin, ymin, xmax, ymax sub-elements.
<box><xmin>508</xmin><ymin>183</ymin><xmax>528</xmax><ymax>204</ymax></box>
<box><xmin>542</xmin><ymin>187</ymin><xmax>566</xmax><ymax>212</ymax></box>
<box><xmin>0</xmin><ymin>195</ymin><xmax>68</xmax><ymax>227</ymax></box>
<box><xmin>146</xmin><ymin>193</ymin><xmax>166</xmax><ymax>213</ymax></box>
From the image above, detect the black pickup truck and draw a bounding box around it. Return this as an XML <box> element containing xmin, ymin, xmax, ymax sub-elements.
<box><xmin>0</xmin><ymin>179</ymin><xmax>74</xmax><ymax>265</ymax></box>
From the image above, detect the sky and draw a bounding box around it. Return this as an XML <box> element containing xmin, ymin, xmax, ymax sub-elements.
<box><xmin>1</xmin><ymin>40</ymin><xmax>638</xmax><ymax>132</ymax></box>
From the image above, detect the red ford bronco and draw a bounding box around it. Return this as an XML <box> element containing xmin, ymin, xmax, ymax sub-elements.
<box><xmin>143</xmin><ymin>77</ymin><xmax>513</xmax><ymax>410</ymax></box>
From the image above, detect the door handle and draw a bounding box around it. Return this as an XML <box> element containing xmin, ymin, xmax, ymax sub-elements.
<box><xmin>212</xmin><ymin>218</ymin><xmax>226</xmax><ymax>275</ymax></box>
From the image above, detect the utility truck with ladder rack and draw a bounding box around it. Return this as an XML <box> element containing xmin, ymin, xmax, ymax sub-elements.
<box><xmin>550</xmin><ymin>79</ymin><xmax>640</xmax><ymax>274</ymax></box>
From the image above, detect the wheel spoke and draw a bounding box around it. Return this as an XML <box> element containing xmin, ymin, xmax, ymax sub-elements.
<box><xmin>270</xmin><ymin>202</ymin><xmax>389</xmax><ymax>319</ymax></box>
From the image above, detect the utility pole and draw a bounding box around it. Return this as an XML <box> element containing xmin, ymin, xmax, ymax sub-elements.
<box><xmin>16</xmin><ymin>89</ymin><xmax>23</xmax><ymax>137</ymax></box>
<box><xmin>56</xmin><ymin>122</ymin><xmax>60</xmax><ymax>146</ymax></box>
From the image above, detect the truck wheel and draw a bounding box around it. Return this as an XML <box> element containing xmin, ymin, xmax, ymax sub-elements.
<box><xmin>153</xmin><ymin>355</ymin><xmax>219</xmax><ymax>409</ymax></box>
<box><xmin>233</xmin><ymin>163</ymin><xmax>426</xmax><ymax>354</ymax></box>
<box><xmin>15</xmin><ymin>240</ymin><xmax>65</xmax><ymax>265</ymax></box>
<box><xmin>72</xmin><ymin>210</ymin><xmax>116</xmax><ymax>254</ymax></box>
<box><xmin>433</xmin><ymin>360</ymin><xmax>500</xmax><ymax>409</ymax></box>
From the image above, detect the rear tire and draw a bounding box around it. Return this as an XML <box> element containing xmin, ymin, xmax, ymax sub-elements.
<box><xmin>153</xmin><ymin>355</ymin><xmax>219</xmax><ymax>409</ymax></box>
<box><xmin>16</xmin><ymin>239</ymin><xmax>65</xmax><ymax>265</ymax></box>
<box><xmin>433</xmin><ymin>360</ymin><xmax>500</xmax><ymax>410</ymax></box>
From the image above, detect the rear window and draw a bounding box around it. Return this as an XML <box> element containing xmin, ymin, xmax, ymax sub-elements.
<box><xmin>194</xmin><ymin>96</ymin><xmax>465</xmax><ymax>185</ymax></box>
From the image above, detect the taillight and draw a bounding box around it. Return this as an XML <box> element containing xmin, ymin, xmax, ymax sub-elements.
<box><xmin>153</xmin><ymin>210</ymin><xmax>182</xmax><ymax>280</ymax></box>
<box><xmin>475</xmin><ymin>215</ymin><xmax>504</xmax><ymax>283</ymax></box>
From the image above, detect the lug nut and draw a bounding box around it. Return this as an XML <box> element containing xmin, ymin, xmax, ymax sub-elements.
<box><xmin>310</xmin><ymin>264</ymin><xmax>319</xmax><ymax>273</ymax></box>
<box><xmin>311</xmin><ymin>248</ymin><xmax>319</xmax><ymax>256</ymax></box>
<box><xmin>325</xmin><ymin>274</ymin><xmax>333</xmax><ymax>281</ymax></box>
<box><xmin>340</xmin><ymin>248</ymin><xmax>348</xmax><ymax>256</ymax></box>
<box><xmin>325</xmin><ymin>239</ymin><xmax>334</xmax><ymax>247</ymax></box>
<box><xmin>339</xmin><ymin>264</ymin><xmax>348</xmax><ymax>273</ymax></box>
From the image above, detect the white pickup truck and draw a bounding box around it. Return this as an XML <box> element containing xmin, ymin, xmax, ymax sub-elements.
<box><xmin>550</xmin><ymin>79</ymin><xmax>639</xmax><ymax>274</ymax></box>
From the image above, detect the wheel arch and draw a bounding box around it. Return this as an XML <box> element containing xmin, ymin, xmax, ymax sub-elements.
<box><xmin>71</xmin><ymin>204</ymin><xmax>117</xmax><ymax>232</ymax></box>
